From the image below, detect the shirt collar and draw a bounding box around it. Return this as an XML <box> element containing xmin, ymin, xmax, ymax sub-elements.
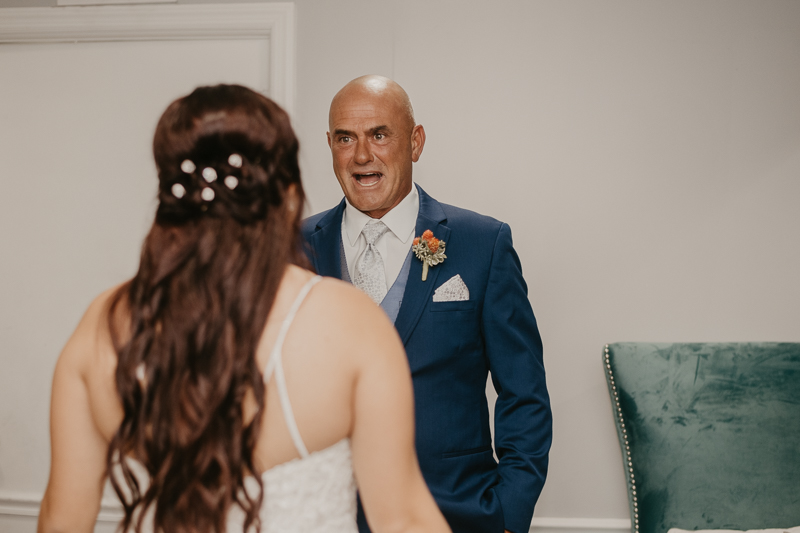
<box><xmin>343</xmin><ymin>184</ymin><xmax>419</xmax><ymax>246</ymax></box>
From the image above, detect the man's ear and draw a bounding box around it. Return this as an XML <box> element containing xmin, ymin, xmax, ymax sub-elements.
<box><xmin>411</xmin><ymin>124</ymin><xmax>426</xmax><ymax>162</ymax></box>
<box><xmin>327</xmin><ymin>131</ymin><xmax>332</xmax><ymax>148</ymax></box>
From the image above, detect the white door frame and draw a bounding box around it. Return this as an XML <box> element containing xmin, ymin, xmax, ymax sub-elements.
<box><xmin>0</xmin><ymin>3</ymin><xmax>295</xmax><ymax>115</ymax></box>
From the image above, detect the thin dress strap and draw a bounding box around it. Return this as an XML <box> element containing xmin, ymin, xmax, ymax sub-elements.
<box><xmin>263</xmin><ymin>275</ymin><xmax>322</xmax><ymax>459</ymax></box>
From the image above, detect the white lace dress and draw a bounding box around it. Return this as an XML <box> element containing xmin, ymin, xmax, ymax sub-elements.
<box><xmin>125</xmin><ymin>276</ymin><xmax>358</xmax><ymax>532</ymax></box>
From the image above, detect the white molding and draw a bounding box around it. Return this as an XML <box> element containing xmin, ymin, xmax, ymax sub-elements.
<box><xmin>0</xmin><ymin>492</ymin><xmax>40</xmax><ymax>518</ymax></box>
<box><xmin>0</xmin><ymin>3</ymin><xmax>295</xmax><ymax>114</ymax></box>
<box><xmin>0</xmin><ymin>491</ymin><xmax>631</xmax><ymax>531</ymax></box>
<box><xmin>0</xmin><ymin>491</ymin><xmax>123</xmax><ymax>523</ymax></box>
<box><xmin>58</xmin><ymin>0</ymin><xmax>177</xmax><ymax>6</ymax></box>
<box><xmin>531</xmin><ymin>517</ymin><xmax>632</xmax><ymax>532</ymax></box>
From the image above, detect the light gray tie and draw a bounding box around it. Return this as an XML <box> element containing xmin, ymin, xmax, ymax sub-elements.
<box><xmin>353</xmin><ymin>220</ymin><xmax>390</xmax><ymax>304</ymax></box>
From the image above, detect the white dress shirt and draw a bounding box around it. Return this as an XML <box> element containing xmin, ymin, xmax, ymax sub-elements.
<box><xmin>341</xmin><ymin>184</ymin><xmax>419</xmax><ymax>289</ymax></box>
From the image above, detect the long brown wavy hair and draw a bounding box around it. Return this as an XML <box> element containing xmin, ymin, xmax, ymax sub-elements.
<box><xmin>106</xmin><ymin>85</ymin><xmax>306</xmax><ymax>533</ymax></box>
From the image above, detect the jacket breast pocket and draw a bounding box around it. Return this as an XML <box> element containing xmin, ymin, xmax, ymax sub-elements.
<box><xmin>429</xmin><ymin>300</ymin><xmax>476</xmax><ymax>312</ymax></box>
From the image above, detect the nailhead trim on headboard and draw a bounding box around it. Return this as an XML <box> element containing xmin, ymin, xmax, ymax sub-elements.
<box><xmin>605</xmin><ymin>344</ymin><xmax>640</xmax><ymax>533</ymax></box>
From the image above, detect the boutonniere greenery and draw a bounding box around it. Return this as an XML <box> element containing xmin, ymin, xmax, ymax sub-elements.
<box><xmin>412</xmin><ymin>229</ymin><xmax>446</xmax><ymax>281</ymax></box>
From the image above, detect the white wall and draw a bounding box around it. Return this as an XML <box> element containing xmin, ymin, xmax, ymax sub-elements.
<box><xmin>1</xmin><ymin>0</ymin><xmax>799</xmax><ymax>530</ymax></box>
<box><xmin>292</xmin><ymin>0</ymin><xmax>800</xmax><ymax>522</ymax></box>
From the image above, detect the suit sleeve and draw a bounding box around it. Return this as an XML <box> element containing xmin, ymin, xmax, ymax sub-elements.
<box><xmin>482</xmin><ymin>223</ymin><xmax>552</xmax><ymax>533</ymax></box>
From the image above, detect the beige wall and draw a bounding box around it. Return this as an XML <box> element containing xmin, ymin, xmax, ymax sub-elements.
<box><xmin>1</xmin><ymin>0</ymin><xmax>799</xmax><ymax>529</ymax></box>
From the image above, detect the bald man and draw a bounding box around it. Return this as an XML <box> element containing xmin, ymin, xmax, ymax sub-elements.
<box><xmin>302</xmin><ymin>75</ymin><xmax>552</xmax><ymax>533</ymax></box>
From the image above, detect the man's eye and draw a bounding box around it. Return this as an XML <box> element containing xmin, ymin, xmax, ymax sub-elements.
<box><xmin>339</xmin><ymin>136</ymin><xmax>351</xmax><ymax>143</ymax></box>
<box><xmin>375</xmin><ymin>133</ymin><xmax>385</xmax><ymax>140</ymax></box>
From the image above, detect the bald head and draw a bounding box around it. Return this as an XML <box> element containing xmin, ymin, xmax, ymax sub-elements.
<box><xmin>326</xmin><ymin>74</ymin><xmax>426</xmax><ymax>219</ymax></box>
<box><xmin>329</xmin><ymin>75</ymin><xmax>415</xmax><ymax>130</ymax></box>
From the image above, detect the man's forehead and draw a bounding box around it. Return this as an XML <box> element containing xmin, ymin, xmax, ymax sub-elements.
<box><xmin>334</xmin><ymin>89</ymin><xmax>397</xmax><ymax>112</ymax></box>
<box><xmin>333</xmin><ymin>103</ymin><xmax>384</xmax><ymax>121</ymax></box>
<box><xmin>330</xmin><ymin>96</ymin><xmax>405</xmax><ymax>130</ymax></box>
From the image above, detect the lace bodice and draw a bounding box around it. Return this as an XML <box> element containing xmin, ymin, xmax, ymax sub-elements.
<box><xmin>261</xmin><ymin>438</ymin><xmax>355</xmax><ymax>530</ymax></box>
<box><xmin>225</xmin><ymin>438</ymin><xmax>356</xmax><ymax>532</ymax></box>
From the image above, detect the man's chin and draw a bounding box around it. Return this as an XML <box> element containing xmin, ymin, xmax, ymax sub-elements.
<box><xmin>352</xmin><ymin>203</ymin><xmax>383</xmax><ymax>215</ymax></box>
<box><xmin>346</xmin><ymin>191</ymin><xmax>384</xmax><ymax>211</ymax></box>
<box><xmin>347</xmin><ymin>199</ymin><xmax>390</xmax><ymax>218</ymax></box>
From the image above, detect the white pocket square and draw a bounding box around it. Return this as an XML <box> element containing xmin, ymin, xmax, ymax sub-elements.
<box><xmin>433</xmin><ymin>274</ymin><xmax>469</xmax><ymax>302</ymax></box>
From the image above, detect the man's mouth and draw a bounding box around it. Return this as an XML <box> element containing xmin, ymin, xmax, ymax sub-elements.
<box><xmin>353</xmin><ymin>172</ymin><xmax>383</xmax><ymax>187</ymax></box>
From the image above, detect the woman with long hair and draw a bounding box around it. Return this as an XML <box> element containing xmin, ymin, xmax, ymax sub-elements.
<box><xmin>38</xmin><ymin>84</ymin><xmax>449</xmax><ymax>533</ymax></box>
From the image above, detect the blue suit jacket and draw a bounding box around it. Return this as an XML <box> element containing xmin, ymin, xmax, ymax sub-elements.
<box><xmin>301</xmin><ymin>186</ymin><xmax>552</xmax><ymax>533</ymax></box>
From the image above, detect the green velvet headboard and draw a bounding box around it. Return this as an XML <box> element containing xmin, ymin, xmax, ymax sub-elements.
<box><xmin>603</xmin><ymin>343</ymin><xmax>800</xmax><ymax>533</ymax></box>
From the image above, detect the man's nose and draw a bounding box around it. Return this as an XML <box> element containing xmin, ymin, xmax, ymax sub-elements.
<box><xmin>354</xmin><ymin>139</ymin><xmax>373</xmax><ymax>164</ymax></box>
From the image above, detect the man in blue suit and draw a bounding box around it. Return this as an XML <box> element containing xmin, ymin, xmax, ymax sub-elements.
<box><xmin>302</xmin><ymin>75</ymin><xmax>552</xmax><ymax>533</ymax></box>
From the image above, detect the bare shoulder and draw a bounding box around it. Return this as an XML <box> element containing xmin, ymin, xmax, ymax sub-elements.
<box><xmin>79</xmin><ymin>285</ymin><xmax>121</xmax><ymax>328</ymax></box>
<box><xmin>312</xmin><ymin>276</ymin><xmax>374</xmax><ymax>312</ymax></box>
<box><xmin>313</xmin><ymin>277</ymin><xmax>397</xmax><ymax>330</ymax></box>
<box><xmin>298</xmin><ymin>272</ymin><xmax>404</xmax><ymax>360</ymax></box>
<box><xmin>284</xmin><ymin>265</ymin><xmax>383</xmax><ymax>322</ymax></box>
<box><xmin>58</xmin><ymin>283</ymin><xmax>126</xmax><ymax>370</ymax></box>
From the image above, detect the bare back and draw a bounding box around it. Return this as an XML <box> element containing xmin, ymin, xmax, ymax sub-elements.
<box><xmin>85</xmin><ymin>266</ymin><xmax>374</xmax><ymax>469</ymax></box>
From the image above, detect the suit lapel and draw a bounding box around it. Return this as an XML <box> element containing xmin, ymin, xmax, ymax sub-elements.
<box><xmin>309</xmin><ymin>199</ymin><xmax>346</xmax><ymax>279</ymax></box>
<box><xmin>394</xmin><ymin>186</ymin><xmax>449</xmax><ymax>345</ymax></box>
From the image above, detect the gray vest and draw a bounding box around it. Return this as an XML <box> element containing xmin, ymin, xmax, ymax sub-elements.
<box><xmin>340</xmin><ymin>237</ymin><xmax>412</xmax><ymax>324</ymax></box>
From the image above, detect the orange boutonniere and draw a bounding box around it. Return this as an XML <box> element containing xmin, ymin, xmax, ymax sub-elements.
<box><xmin>412</xmin><ymin>229</ymin><xmax>446</xmax><ymax>281</ymax></box>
